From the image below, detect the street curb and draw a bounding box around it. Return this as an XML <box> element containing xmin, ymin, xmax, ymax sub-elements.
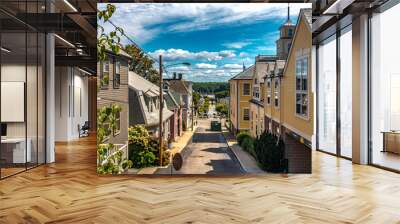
<box><xmin>220</xmin><ymin>128</ymin><xmax>246</xmax><ymax>173</ymax></box>
<box><xmin>179</xmin><ymin>127</ymin><xmax>196</xmax><ymax>160</ymax></box>
<box><xmin>221</xmin><ymin>127</ymin><xmax>264</xmax><ymax>174</ymax></box>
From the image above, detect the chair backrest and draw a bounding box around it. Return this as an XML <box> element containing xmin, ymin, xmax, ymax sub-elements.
<box><xmin>82</xmin><ymin>121</ymin><xmax>90</xmax><ymax>129</ymax></box>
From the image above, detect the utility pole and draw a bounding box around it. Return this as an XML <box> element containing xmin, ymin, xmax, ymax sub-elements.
<box><xmin>159</xmin><ymin>55</ymin><xmax>163</xmax><ymax>166</ymax></box>
<box><xmin>191</xmin><ymin>106</ymin><xmax>194</xmax><ymax>131</ymax></box>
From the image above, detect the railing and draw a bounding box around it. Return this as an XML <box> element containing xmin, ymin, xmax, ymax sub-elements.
<box><xmin>98</xmin><ymin>143</ymin><xmax>128</xmax><ymax>165</ymax></box>
<box><xmin>107</xmin><ymin>143</ymin><xmax>128</xmax><ymax>159</ymax></box>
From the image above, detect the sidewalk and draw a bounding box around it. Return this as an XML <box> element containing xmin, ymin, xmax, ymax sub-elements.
<box><xmin>221</xmin><ymin>125</ymin><xmax>264</xmax><ymax>174</ymax></box>
<box><xmin>136</xmin><ymin>126</ymin><xmax>196</xmax><ymax>175</ymax></box>
<box><xmin>169</xmin><ymin>128</ymin><xmax>196</xmax><ymax>155</ymax></box>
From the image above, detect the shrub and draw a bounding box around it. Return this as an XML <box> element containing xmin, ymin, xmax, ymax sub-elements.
<box><xmin>241</xmin><ymin>137</ymin><xmax>254</xmax><ymax>154</ymax></box>
<box><xmin>128</xmin><ymin>125</ymin><xmax>170</xmax><ymax>168</ymax></box>
<box><xmin>253</xmin><ymin>131</ymin><xmax>285</xmax><ymax>172</ymax></box>
<box><xmin>237</xmin><ymin>131</ymin><xmax>251</xmax><ymax>145</ymax></box>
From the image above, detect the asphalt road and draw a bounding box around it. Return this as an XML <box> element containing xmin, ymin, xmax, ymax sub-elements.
<box><xmin>173</xmin><ymin>118</ymin><xmax>244</xmax><ymax>175</ymax></box>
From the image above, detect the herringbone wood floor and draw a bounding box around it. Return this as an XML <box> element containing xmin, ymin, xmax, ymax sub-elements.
<box><xmin>1</xmin><ymin>136</ymin><xmax>400</xmax><ymax>223</ymax></box>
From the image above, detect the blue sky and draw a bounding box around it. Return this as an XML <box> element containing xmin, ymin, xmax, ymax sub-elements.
<box><xmin>99</xmin><ymin>3</ymin><xmax>311</xmax><ymax>82</ymax></box>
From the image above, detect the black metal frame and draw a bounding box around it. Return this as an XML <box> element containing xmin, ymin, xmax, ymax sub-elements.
<box><xmin>315</xmin><ymin>21</ymin><xmax>353</xmax><ymax>161</ymax></box>
<box><xmin>316</xmin><ymin>0</ymin><xmax>400</xmax><ymax>170</ymax></box>
<box><xmin>0</xmin><ymin>0</ymin><xmax>47</xmax><ymax>180</ymax></box>
<box><xmin>367</xmin><ymin>0</ymin><xmax>400</xmax><ymax>172</ymax></box>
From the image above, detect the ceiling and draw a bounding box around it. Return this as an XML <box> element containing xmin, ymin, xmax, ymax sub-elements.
<box><xmin>0</xmin><ymin>0</ymin><xmax>97</xmax><ymax>74</ymax></box>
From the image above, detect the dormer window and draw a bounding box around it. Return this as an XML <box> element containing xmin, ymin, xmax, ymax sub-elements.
<box><xmin>288</xmin><ymin>28</ymin><xmax>293</xmax><ymax>37</ymax></box>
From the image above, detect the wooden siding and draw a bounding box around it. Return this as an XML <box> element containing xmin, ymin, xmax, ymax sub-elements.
<box><xmin>97</xmin><ymin>53</ymin><xmax>130</xmax><ymax>145</ymax></box>
<box><xmin>281</xmin><ymin>15</ymin><xmax>313</xmax><ymax>141</ymax></box>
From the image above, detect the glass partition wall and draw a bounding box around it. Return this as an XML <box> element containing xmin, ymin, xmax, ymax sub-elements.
<box><xmin>317</xmin><ymin>34</ymin><xmax>337</xmax><ymax>155</ymax></box>
<box><xmin>317</xmin><ymin>25</ymin><xmax>353</xmax><ymax>159</ymax></box>
<box><xmin>339</xmin><ymin>26</ymin><xmax>352</xmax><ymax>159</ymax></box>
<box><xmin>0</xmin><ymin>2</ymin><xmax>46</xmax><ymax>179</ymax></box>
<box><xmin>370</xmin><ymin>3</ymin><xmax>400</xmax><ymax>171</ymax></box>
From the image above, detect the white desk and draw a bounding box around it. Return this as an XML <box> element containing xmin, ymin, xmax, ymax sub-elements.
<box><xmin>1</xmin><ymin>138</ymin><xmax>31</xmax><ymax>163</ymax></box>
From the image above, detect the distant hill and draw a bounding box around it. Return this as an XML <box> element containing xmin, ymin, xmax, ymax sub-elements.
<box><xmin>192</xmin><ymin>82</ymin><xmax>229</xmax><ymax>95</ymax></box>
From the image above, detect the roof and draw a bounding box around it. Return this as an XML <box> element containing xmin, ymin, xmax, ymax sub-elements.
<box><xmin>281</xmin><ymin>8</ymin><xmax>312</xmax><ymax>77</ymax></box>
<box><xmin>230</xmin><ymin>65</ymin><xmax>255</xmax><ymax>80</ymax></box>
<box><xmin>129</xmin><ymin>72</ymin><xmax>174</xmax><ymax>126</ymax></box>
<box><xmin>129</xmin><ymin>71</ymin><xmax>160</xmax><ymax>97</ymax></box>
<box><xmin>170</xmin><ymin>90</ymin><xmax>183</xmax><ymax>106</ymax></box>
<box><xmin>168</xmin><ymin>80</ymin><xmax>190</xmax><ymax>94</ymax></box>
<box><xmin>301</xmin><ymin>8</ymin><xmax>312</xmax><ymax>27</ymax></box>
<box><xmin>164</xmin><ymin>90</ymin><xmax>179</xmax><ymax>110</ymax></box>
<box><xmin>105</xmin><ymin>45</ymin><xmax>132</xmax><ymax>59</ymax></box>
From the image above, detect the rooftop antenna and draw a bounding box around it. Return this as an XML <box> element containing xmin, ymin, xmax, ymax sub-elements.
<box><xmin>287</xmin><ymin>3</ymin><xmax>290</xmax><ymax>22</ymax></box>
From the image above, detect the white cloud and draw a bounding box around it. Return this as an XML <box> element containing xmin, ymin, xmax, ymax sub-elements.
<box><xmin>223</xmin><ymin>41</ymin><xmax>251</xmax><ymax>49</ymax></box>
<box><xmin>218</xmin><ymin>50</ymin><xmax>236</xmax><ymax>58</ymax></box>
<box><xmin>99</xmin><ymin>3</ymin><xmax>311</xmax><ymax>44</ymax></box>
<box><xmin>256</xmin><ymin>45</ymin><xmax>276</xmax><ymax>52</ymax></box>
<box><xmin>223</xmin><ymin>64</ymin><xmax>243</xmax><ymax>69</ymax></box>
<box><xmin>196</xmin><ymin>63</ymin><xmax>217</xmax><ymax>69</ymax></box>
<box><xmin>149</xmin><ymin>48</ymin><xmax>237</xmax><ymax>61</ymax></box>
<box><xmin>239</xmin><ymin>52</ymin><xmax>248</xmax><ymax>57</ymax></box>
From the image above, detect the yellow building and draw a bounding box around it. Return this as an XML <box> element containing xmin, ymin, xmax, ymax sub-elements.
<box><xmin>264</xmin><ymin>8</ymin><xmax>312</xmax><ymax>173</ymax></box>
<box><xmin>229</xmin><ymin>66</ymin><xmax>254</xmax><ymax>135</ymax></box>
<box><xmin>249</xmin><ymin>56</ymin><xmax>276</xmax><ymax>138</ymax></box>
<box><xmin>264</xmin><ymin>60</ymin><xmax>286</xmax><ymax>134</ymax></box>
<box><xmin>281</xmin><ymin>8</ymin><xmax>313</xmax><ymax>146</ymax></box>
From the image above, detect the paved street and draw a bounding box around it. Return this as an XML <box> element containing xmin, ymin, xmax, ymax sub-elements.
<box><xmin>173</xmin><ymin>117</ymin><xmax>244</xmax><ymax>175</ymax></box>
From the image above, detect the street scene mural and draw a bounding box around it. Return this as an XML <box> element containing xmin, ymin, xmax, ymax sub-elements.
<box><xmin>97</xmin><ymin>3</ymin><xmax>312</xmax><ymax>175</ymax></box>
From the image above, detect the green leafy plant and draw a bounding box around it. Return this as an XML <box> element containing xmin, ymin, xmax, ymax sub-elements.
<box><xmin>97</xmin><ymin>4</ymin><xmax>124</xmax><ymax>62</ymax></box>
<box><xmin>253</xmin><ymin>132</ymin><xmax>285</xmax><ymax>172</ymax></box>
<box><xmin>236</xmin><ymin>131</ymin><xmax>252</xmax><ymax>145</ymax></box>
<box><xmin>100</xmin><ymin>74</ymin><xmax>109</xmax><ymax>88</ymax></box>
<box><xmin>97</xmin><ymin>104</ymin><xmax>132</xmax><ymax>174</ymax></box>
<box><xmin>125</xmin><ymin>44</ymin><xmax>160</xmax><ymax>84</ymax></box>
<box><xmin>215</xmin><ymin>102</ymin><xmax>228</xmax><ymax>116</ymax></box>
<box><xmin>128</xmin><ymin>125</ymin><xmax>170</xmax><ymax>168</ymax></box>
<box><xmin>241</xmin><ymin>137</ymin><xmax>254</xmax><ymax>154</ymax></box>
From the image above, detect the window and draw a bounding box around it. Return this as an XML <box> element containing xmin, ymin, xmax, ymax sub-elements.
<box><xmin>371</xmin><ymin>5</ymin><xmax>400</xmax><ymax>171</ymax></box>
<box><xmin>243</xmin><ymin>108</ymin><xmax>250</xmax><ymax>120</ymax></box>
<box><xmin>243</xmin><ymin>83</ymin><xmax>250</xmax><ymax>96</ymax></box>
<box><xmin>295</xmin><ymin>56</ymin><xmax>309</xmax><ymax>117</ymax></box>
<box><xmin>288</xmin><ymin>29</ymin><xmax>293</xmax><ymax>37</ymax></box>
<box><xmin>318</xmin><ymin>35</ymin><xmax>337</xmax><ymax>154</ymax></box>
<box><xmin>274</xmin><ymin>79</ymin><xmax>280</xmax><ymax>108</ymax></box>
<box><xmin>114</xmin><ymin>60</ymin><xmax>121</xmax><ymax>89</ymax></box>
<box><xmin>114</xmin><ymin>111</ymin><xmax>121</xmax><ymax>136</ymax></box>
<box><xmin>101</xmin><ymin>60</ymin><xmax>110</xmax><ymax>88</ymax></box>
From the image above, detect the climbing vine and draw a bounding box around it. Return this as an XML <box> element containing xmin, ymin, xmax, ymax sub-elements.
<box><xmin>97</xmin><ymin>104</ymin><xmax>132</xmax><ymax>174</ymax></box>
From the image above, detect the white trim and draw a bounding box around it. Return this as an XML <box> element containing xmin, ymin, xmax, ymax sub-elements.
<box><xmin>273</xmin><ymin>78</ymin><xmax>280</xmax><ymax>109</ymax></box>
<box><xmin>294</xmin><ymin>52</ymin><xmax>310</xmax><ymax>120</ymax></box>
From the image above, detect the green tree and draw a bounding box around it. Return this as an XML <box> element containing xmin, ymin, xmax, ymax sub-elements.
<box><xmin>216</xmin><ymin>102</ymin><xmax>228</xmax><ymax>116</ymax></box>
<box><xmin>192</xmin><ymin>82</ymin><xmax>229</xmax><ymax>94</ymax></box>
<box><xmin>193</xmin><ymin>92</ymin><xmax>201</xmax><ymax>108</ymax></box>
<box><xmin>125</xmin><ymin>44</ymin><xmax>160</xmax><ymax>84</ymax></box>
<box><xmin>97</xmin><ymin>4</ymin><xmax>132</xmax><ymax>174</ymax></box>
<box><xmin>97</xmin><ymin>4</ymin><xmax>124</xmax><ymax>62</ymax></box>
